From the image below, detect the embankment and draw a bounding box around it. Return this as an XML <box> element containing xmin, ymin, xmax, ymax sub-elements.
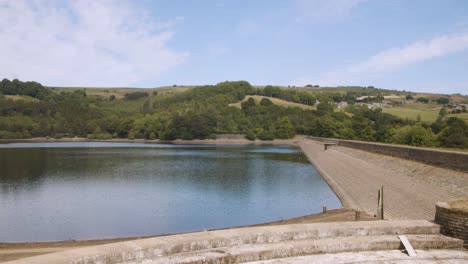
<box><xmin>307</xmin><ymin>136</ymin><xmax>468</xmax><ymax>172</ymax></box>
<box><xmin>298</xmin><ymin>139</ymin><xmax>468</xmax><ymax>220</ymax></box>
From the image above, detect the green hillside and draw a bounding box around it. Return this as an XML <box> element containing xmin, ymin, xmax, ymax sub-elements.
<box><xmin>1</xmin><ymin>78</ymin><xmax>467</xmax><ymax>149</ymax></box>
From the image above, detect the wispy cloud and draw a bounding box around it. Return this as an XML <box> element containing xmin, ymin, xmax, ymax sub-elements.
<box><xmin>294</xmin><ymin>0</ymin><xmax>368</xmax><ymax>22</ymax></box>
<box><xmin>306</xmin><ymin>32</ymin><xmax>468</xmax><ymax>86</ymax></box>
<box><xmin>0</xmin><ymin>0</ymin><xmax>188</xmax><ymax>87</ymax></box>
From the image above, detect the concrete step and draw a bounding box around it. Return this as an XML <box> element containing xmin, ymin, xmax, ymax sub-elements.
<box><xmin>3</xmin><ymin>221</ymin><xmax>446</xmax><ymax>264</ymax></box>
<box><xmin>126</xmin><ymin>235</ymin><xmax>463</xmax><ymax>264</ymax></box>
<box><xmin>244</xmin><ymin>250</ymin><xmax>468</xmax><ymax>264</ymax></box>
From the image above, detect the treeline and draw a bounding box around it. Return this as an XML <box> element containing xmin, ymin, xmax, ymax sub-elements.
<box><xmin>0</xmin><ymin>79</ymin><xmax>467</xmax><ymax>149</ymax></box>
<box><xmin>0</xmin><ymin>78</ymin><xmax>50</xmax><ymax>99</ymax></box>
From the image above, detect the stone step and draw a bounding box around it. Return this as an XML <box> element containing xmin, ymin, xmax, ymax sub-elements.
<box><xmin>125</xmin><ymin>235</ymin><xmax>463</xmax><ymax>264</ymax></box>
<box><xmin>244</xmin><ymin>250</ymin><xmax>468</xmax><ymax>264</ymax></box>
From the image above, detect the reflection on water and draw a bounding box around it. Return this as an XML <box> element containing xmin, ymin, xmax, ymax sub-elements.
<box><xmin>0</xmin><ymin>143</ymin><xmax>341</xmax><ymax>242</ymax></box>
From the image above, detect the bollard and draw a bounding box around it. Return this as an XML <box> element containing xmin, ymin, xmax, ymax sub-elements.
<box><xmin>355</xmin><ymin>211</ymin><xmax>360</xmax><ymax>221</ymax></box>
<box><xmin>322</xmin><ymin>206</ymin><xmax>327</xmax><ymax>213</ymax></box>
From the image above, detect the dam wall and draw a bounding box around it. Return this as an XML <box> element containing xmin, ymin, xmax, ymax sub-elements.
<box><xmin>307</xmin><ymin>137</ymin><xmax>468</xmax><ymax>172</ymax></box>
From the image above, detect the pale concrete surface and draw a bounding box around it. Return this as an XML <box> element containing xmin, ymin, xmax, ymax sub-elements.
<box><xmin>298</xmin><ymin>140</ymin><xmax>467</xmax><ymax>220</ymax></box>
<box><xmin>126</xmin><ymin>235</ymin><xmax>462</xmax><ymax>264</ymax></box>
<box><xmin>3</xmin><ymin>220</ymin><xmax>462</xmax><ymax>264</ymax></box>
<box><xmin>245</xmin><ymin>250</ymin><xmax>468</xmax><ymax>263</ymax></box>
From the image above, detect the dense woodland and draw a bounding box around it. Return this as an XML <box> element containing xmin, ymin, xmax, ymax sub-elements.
<box><xmin>0</xmin><ymin>78</ymin><xmax>467</xmax><ymax>149</ymax></box>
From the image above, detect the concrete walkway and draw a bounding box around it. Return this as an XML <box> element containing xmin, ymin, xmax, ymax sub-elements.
<box><xmin>298</xmin><ymin>140</ymin><xmax>466</xmax><ymax>220</ymax></box>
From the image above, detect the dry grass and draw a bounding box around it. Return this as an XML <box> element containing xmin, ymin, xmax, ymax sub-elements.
<box><xmin>229</xmin><ymin>95</ymin><xmax>316</xmax><ymax>110</ymax></box>
<box><xmin>3</xmin><ymin>95</ymin><xmax>40</xmax><ymax>102</ymax></box>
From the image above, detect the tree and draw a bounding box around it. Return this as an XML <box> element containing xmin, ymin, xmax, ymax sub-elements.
<box><xmin>142</xmin><ymin>100</ymin><xmax>151</xmax><ymax>114</ymax></box>
<box><xmin>257</xmin><ymin>128</ymin><xmax>275</xmax><ymax>140</ymax></box>
<box><xmin>438</xmin><ymin>117</ymin><xmax>468</xmax><ymax>148</ymax></box>
<box><xmin>417</xmin><ymin>97</ymin><xmax>429</xmax><ymax>103</ymax></box>
<box><xmin>124</xmin><ymin>92</ymin><xmax>148</xmax><ymax>100</ymax></box>
<box><xmin>274</xmin><ymin>117</ymin><xmax>295</xmax><ymax>139</ymax></box>
<box><xmin>241</xmin><ymin>97</ymin><xmax>256</xmax><ymax>110</ymax></box>
<box><xmin>436</xmin><ymin>97</ymin><xmax>449</xmax><ymax>105</ymax></box>
<box><xmin>392</xmin><ymin>125</ymin><xmax>435</xmax><ymax>147</ymax></box>
<box><xmin>316</xmin><ymin>100</ymin><xmax>334</xmax><ymax>116</ymax></box>
<box><xmin>260</xmin><ymin>98</ymin><xmax>273</xmax><ymax>106</ymax></box>
<box><xmin>416</xmin><ymin>114</ymin><xmax>421</xmax><ymax>122</ymax></box>
<box><xmin>439</xmin><ymin>107</ymin><xmax>448</xmax><ymax>117</ymax></box>
<box><xmin>245</xmin><ymin>130</ymin><xmax>256</xmax><ymax>141</ymax></box>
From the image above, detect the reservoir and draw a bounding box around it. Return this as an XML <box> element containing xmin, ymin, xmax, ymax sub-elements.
<box><xmin>0</xmin><ymin>142</ymin><xmax>341</xmax><ymax>242</ymax></box>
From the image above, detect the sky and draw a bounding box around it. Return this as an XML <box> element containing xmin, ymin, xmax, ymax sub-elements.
<box><xmin>1</xmin><ymin>0</ymin><xmax>468</xmax><ymax>94</ymax></box>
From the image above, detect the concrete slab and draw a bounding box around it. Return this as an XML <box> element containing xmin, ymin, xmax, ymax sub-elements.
<box><xmin>245</xmin><ymin>249</ymin><xmax>468</xmax><ymax>263</ymax></box>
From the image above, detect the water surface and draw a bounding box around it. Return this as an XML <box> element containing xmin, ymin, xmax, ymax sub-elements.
<box><xmin>0</xmin><ymin>142</ymin><xmax>341</xmax><ymax>242</ymax></box>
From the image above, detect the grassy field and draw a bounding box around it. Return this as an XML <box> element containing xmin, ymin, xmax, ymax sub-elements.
<box><xmin>49</xmin><ymin>86</ymin><xmax>194</xmax><ymax>99</ymax></box>
<box><xmin>380</xmin><ymin>103</ymin><xmax>441</xmax><ymax>122</ymax></box>
<box><xmin>229</xmin><ymin>95</ymin><xmax>316</xmax><ymax>110</ymax></box>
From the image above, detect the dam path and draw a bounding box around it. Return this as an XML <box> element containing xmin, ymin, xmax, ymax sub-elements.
<box><xmin>298</xmin><ymin>139</ymin><xmax>466</xmax><ymax>220</ymax></box>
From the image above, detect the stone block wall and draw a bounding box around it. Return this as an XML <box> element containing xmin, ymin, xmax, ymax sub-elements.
<box><xmin>435</xmin><ymin>201</ymin><xmax>468</xmax><ymax>248</ymax></box>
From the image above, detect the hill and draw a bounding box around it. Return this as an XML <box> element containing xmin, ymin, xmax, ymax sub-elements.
<box><xmin>1</xmin><ymin>79</ymin><xmax>467</xmax><ymax>149</ymax></box>
<box><xmin>48</xmin><ymin>85</ymin><xmax>194</xmax><ymax>99</ymax></box>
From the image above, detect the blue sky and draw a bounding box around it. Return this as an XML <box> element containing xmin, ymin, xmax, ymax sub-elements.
<box><xmin>1</xmin><ymin>0</ymin><xmax>468</xmax><ymax>94</ymax></box>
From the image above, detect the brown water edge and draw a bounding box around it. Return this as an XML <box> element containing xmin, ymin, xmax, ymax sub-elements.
<box><xmin>0</xmin><ymin>208</ymin><xmax>374</xmax><ymax>262</ymax></box>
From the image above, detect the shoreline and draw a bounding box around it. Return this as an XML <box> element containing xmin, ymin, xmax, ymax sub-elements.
<box><xmin>0</xmin><ymin>208</ymin><xmax>374</xmax><ymax>262</ymax></box>
<box><xmin>0</xmin><ymin>136</ymin><xmax>301</xmax><ymax>146</ymax></box>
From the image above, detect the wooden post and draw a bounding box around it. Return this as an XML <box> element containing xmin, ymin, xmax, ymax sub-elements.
<box><xmin>322</xmin><ymin>205</ymin><xmax>327</xmax><ymax>213</ymax></box>
<box><xmin>355</xmin><ymin>211</ymin><xmax>360</xmax><ymax>221</ymax></box>
<box><xmin>377</xmin><ymin>189</ymin><xmax>381</xmax><ymax>219</ymax></box>
<box><xmin>380</xmin><ymin>185</ymin><xmax>384</xmax><ymax>220</ymax></box>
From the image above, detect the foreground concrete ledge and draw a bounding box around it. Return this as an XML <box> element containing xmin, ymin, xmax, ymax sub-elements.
<box><xmin>245</xmin><ymin>250</ymin><xmax>468</xmax><ymax>264</ymax></box>
<box><xmin>3</xmin><ymin>221</ymin><xmax>440</xmax><ymax>264</ymax></box>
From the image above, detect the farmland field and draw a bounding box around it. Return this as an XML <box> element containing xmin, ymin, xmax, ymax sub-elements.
<box><xmin>230</xmin><ymin>95</ymin><xmax>316</xmax><ymax>110</ymax></box>
<box><xmin>381</xmin><ymin>103</ymin><xmax>441</xmax><ymax>122</ymax></box>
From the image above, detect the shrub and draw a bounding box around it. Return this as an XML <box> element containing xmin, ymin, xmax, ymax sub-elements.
<box><xmin>245</xmin><ymin>130</ymin><xmax>256</xmax><ymax>141</ymax></box>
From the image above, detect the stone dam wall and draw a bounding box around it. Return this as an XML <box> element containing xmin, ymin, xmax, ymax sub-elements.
<box><xmin>307</xmin><ymin>137</ymin><xmax>468</xmax><ymax>172</ymax></box>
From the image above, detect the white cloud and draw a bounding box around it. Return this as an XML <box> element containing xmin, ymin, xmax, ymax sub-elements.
<box><xmin>294</xmin><ymin>0</ymin><xmax>368</xmax><ymax>22</ymax></box>
<box><xmin>309</xmin><ymin>32</ymin><xmax>468</xmax><ymax>87</ymax></box>
<box><xmin>0</xmin><ymin>0</ymin><xmax>188</xmax><ymax>87</ymax></box>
